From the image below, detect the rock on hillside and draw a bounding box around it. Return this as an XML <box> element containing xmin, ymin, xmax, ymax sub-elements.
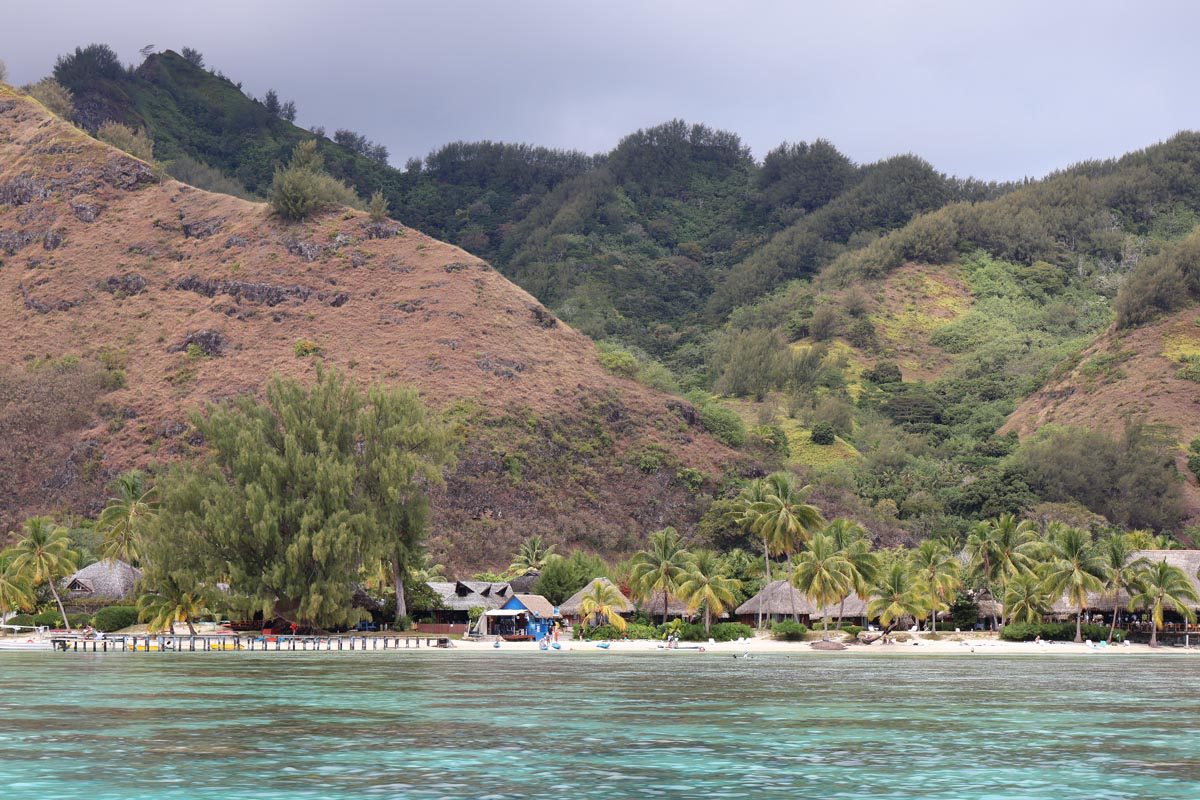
<box><xmin>0</xmin><ymin>87</ymin><xmax>750</xmax><ymax>568</ymax></box>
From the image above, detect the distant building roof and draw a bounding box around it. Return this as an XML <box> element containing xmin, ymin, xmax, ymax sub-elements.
<box><xmin>63</xmin><ymin>559</ymin><xmax>142</xmax><ymax>599</ymax></box>
<box><xmin>507</xmin><ymin>593</ymin><xmax>559</xmax><ymax>619</ymax></box>
<box><xmin>508</xmin><ymin>571</ymin><xmax>540</xmax><ymax>593</ymax></box>
<box><xmin>734</xmin><ymin>580</ymin><xmax>868</xmax><ymax>618</ymax></box>
<box><xmin>422</xmin><ymin>581</ymin><xmax>513</xmax><ymax>612</ymax></box>
<box><xmin>1052</xmin><ymin>549</ymin><xmax>1200</xmax><ymax>613</ymax></box>
<box><xmin>638</xmin><ymin>589</ymin><xmax>692</xmax><ymax>617</ymax></box>
<box><xmin>559</xmin><ymin>578</ymin><xmax>635</xmax><ymax>616</ymax></box>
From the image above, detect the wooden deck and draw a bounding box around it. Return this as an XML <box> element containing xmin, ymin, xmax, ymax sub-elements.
<box><xmin>50</xmin><ymin>634</ymin><xmax>454</xmax><ymax>653</ymax></box>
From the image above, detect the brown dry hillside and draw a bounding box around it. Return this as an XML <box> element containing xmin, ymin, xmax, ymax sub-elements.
<box><xmin>0</xmin><ymin>86</ymin><xmax>750</xmax><ymax>569</ymax></box>
<box><xmin>1004</xmin><ymin>307</ymin><xmax>1200</xmax><ymax>517</ymax></box>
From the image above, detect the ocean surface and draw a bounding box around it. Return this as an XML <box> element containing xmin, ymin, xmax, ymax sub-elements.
<box><xmin>1</xmin><ymin>650</ymin><xmax>1198</xmax><ymax>799</ymax></box>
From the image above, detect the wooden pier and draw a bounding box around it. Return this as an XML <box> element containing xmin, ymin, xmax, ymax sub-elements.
<box><xmin>50</xmin><ymin>634</ymin><xmax>453</xmax><ymax>653</ymax></box>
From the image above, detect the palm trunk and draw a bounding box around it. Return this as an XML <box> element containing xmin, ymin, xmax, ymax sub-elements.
<box><xmin>1074</xmin><ymin>608</ymin><xmax>1082</xmax><ymax>643</ymax></box>
<box><xmin>704</xmin><ymin>606</ymin><xmax>711</xmax><ymax>635</ymax></box>
<box><xmin>837</xmin><ymin>598</ymin><xmax>845</xmax><ymax>630</ymax></box>
<box><xmin>758</xmin><ymin>538</ymin><xmax>771</xmax><ymax>629</ymax></box>
<box><xmin>1150</xmin><ymin>624</ymin><xmax>1158</xmax><ymax>647</ymax></box>
<box><xmin>48</xmin><ymin>580</ymin><xmax>71</xmax><ymax>632</ymax></box>
<box><xmin>822</xmin><ymin>614</ymin><xmax>829</xmax><ymax>641</ymax></box>
<box><xmin>662</xmin><ymin>588</ymin><xmax>669</xmax><ymax>626</ymax></box>
<box><xmin>392</xmin><ymin>558</ymin><xmax>407</xmax><ymax>625</ymax></box>
<box><xmin>1107</xmin><ymin>606</ymin><xmax>1119</xmax><ymax>644</ymax></box>
<box><xmin>186</xmin><ymin>616</ymin><xmax>197</xmax><ymax>636</ymax></box>
<box><xmin>787</xmin><ymin>559</ymin><xmax>798</xmax><ymax>622</ymax></box>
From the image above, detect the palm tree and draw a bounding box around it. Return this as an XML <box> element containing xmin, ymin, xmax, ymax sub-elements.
<box><xmin>824</xmin><ymin>519</ymin><xmax>878</xmax><ymax>628</ymax></box>
<box><xmin>1098</xmin><ymin>534</ymin><xmax>1147</xmax><ymax>643</ymax></box>
<box><xmin>508</xmin><ymin>535</ymin><xmax>555</xmax><ymax>575</ymax></box>
<box><xmin>733</xmin><ymin>477</ymin><xmax>774</xmax><ymax>627</ymax></box>
<box><xmin>629</xmin><ymin>527</ymin><xmax>691</xmax><ymax>624</ymax></box>
<box><xmin>0</xmin><ymin>559</ymin><xmax>33</xmax><ymax>618</ymax></box>
<box><xmin>746</xmin><ymin>473</ymin><xmax>824</xmax><ymax>623</ymax></box>
<box><xmin>1041</xmin><ymin>524</ymin><xmax>1106</xmax><ymax>642</ymax></box>
<box><xmin>95</xmin><ymin>470</ymin><xmax>157</xmax><ymax>566</ymax></box>
<box><xmin>868</xmin><ymin>561</ymin><xmax>926</xmax><ymax>630</ymax></box>
<box><xmin>577</xmin><ymin>580</ymin><xmax>629</xmax><ymax>632</ymax></box>
<box><xmin>791</xmin><ymin>533</ymin><xmax>852</xmax><ymax>640</ymax></box>
<box><xmin>4</xmin><ymin>517</ymin><xmax>77</xmax><ymax>631</ymax></box>
<box><xmin>1127</xmin><ymin>559</ymin><xmax>1200</xmax><ymax>647</ymax></box>
<box><xmin>911</xmin><ymin>538</ymin><xmax>960</xmax><ymax>633</ymax></box>
<box><xmin>137</xmin><ymin>576</ymin><xmax>210</xmax><ymax>636</ymax></box>
<box><xmin>677</xmin><ymin>550</ymin><xmax>740</xmax><ymax>634</ymax></box>
<box><xmin>966</xmin><ymin>514</ymin><xmax>1039</xmax><ymax>628</ymax></box>
<box><xmin>1004</xmin><ymin>572</ymin><xmax>1052</xmax><ymax>625</ymax></box>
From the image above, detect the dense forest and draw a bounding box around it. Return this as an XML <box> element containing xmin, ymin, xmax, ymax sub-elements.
<box><xmin>12</xmin><ymin>43</ymin><xmax>1200</xmax><ymax>555</ymax></box>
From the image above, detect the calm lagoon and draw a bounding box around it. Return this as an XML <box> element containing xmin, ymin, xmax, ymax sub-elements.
<box><xmin>1</xmin><ymin>651</ymin><xmax>1198</xmax><ymax>799</ymax></box>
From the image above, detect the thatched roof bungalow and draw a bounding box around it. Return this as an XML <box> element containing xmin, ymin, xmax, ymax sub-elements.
<box><xmin>63</xmin><ymin>560</ymin><xmax>141</xmax><ymax>608</ymax></box>
<box><xmin>559</xmin><ymin>578</ymin><xmax>635</xmax><ymax>624</ymax></box>
<box><xmin>1051</xmin><ymin>549</ymin><xmax>1200</xmax><ymax>616</ymax></box>
<box><xmin>733</xmin><ymin>580</ymin><xmax>869</xmax><ymax>625</ymax></box>
<box><xmin>418</xmin><ymin>580</ymin><xmax>514</xmax><ymax>624</ymax></box>
<box><xmin>637</xmin><ymin>589</ymin><xmax>693</xmax><ymax>621</ymax></box>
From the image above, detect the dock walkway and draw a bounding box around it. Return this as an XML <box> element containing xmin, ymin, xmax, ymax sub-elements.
<box><xmin>50</xmin><ymin>634</ymin><xmax>453</xmax><ymax>653</ymax></box>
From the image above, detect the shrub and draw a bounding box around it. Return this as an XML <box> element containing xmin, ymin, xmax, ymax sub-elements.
<box><xmin>33</xmin><ymin>610</ymin><xmax>91</xmax><ymax>628</ymax></box>
<box><xmin>294</xmin><ymin>339</ymin><xmax>321</xmax><ymax>358</ymax></box>
<box><xmin>686</xmin><ymin>393</ymin><xmax>747</xmax><ymax>448</ymax></box>
<box><xmin>810</xmin><ymin>422</ymin><xmax>836</xmax><ymax>445</ymax></box>
<box><xmin>809</xmin><ymin>305</ymin><xmax>839</xmax><ymax>341</ymax></box>
<box><xmin>581</xmin><ymin>623</ymin><xmax>622</xmax><ymax>641</ymax></box>
<box><xmin>0</xmin><ymin>59</ymin><xmax>7</xmax><ymax>83</ymax></box>
<box><xmin>1177</xmin><ymin>355</ymin><xmax>1200</xmax><ymax>382</ymax></box>
<box><xmin>846</xmin><ymin>318</ymin><xmax>877</xmax><ymax>349</ymax></box>
<box><xmin>268</xmin><ymin>140</ymin><xmax>360</xmax><ymax>221</ymax></box>
<box><xmin>24</xmin><ymin>78</ymin><xmax>75</xmax><ymax>119</ymax></box>
<box><xmin>92</xmin><ymin>605</ymin><xmax>139</xmax><ymax>632</ymax></box>
<box><xmin>97</xmin><ymin>121</ymin><xmax>155</xmax><ymax>162</ymax></box>
<box><xmin>624</xmin><ymin>623</ymin><xmax>659</xmax><ymax>640</ymax></box>
<box><xmin>843</xmin><ymin>625</ymin><xmax>863</xmax><ymax>639</ymax></box>
<box><xmin>772</xmin><ymin>620</ymin><xmax>809</xmax><ymax>641</ymax></box>
<box><xmin>168</xmin><ymin>154</ymin><xmax>255</xmax><ymax>200</ymax></box>
<box><xmin>676</xmin><ymin>622</ymin><xmax>709</xmax><ymax>642</ymax></box>
<box><xmin>180</xmin><ymin>47</ymin><xmax>205</xmax><ymax>69</ymax></box>
<box><xmin>863</xmin><ymin>360</ymin><xmax>902</xmax><ymax>385</ymax></box>
<box><xmin>1000</xmin><ymin>622</ymin><xmax>1124</xmax><ymax>642</ymax></box>
<box><xmin>675</xmin><ymin>466</ymin><xmax>705</xmax><ymax>491</ymax></box>
<box><xmin>368</xmin><ymin>190</ymin><xmax>389</xmax><ymax>223</ymax></box>
<box><xmin>751</xmin><ymin>424</ymin><xmax>791</xmax><ymax>458</ymax></box>
<box><xmin>1188</xmin><ymin>437</ymin><xmax>1200</xmax><ymax>482</ymax></box>
<box><xmin>597</xmin><ymin>342</ymin><xmax>638</xmax><ymax>377</ymax></box>
<box><xmin>53</xmin><ymin>43</ymin><xmax>123</xmax><ymax>86</ymax></box>
<box><xmin>5</xmin><ymin>614</ymin><xmax>35</xmax><ymax>628</ymax></box>
<box><xmin>708</xmin><ymin>622</ymin><xmax>755</xmax><ymax>642</ymax></box>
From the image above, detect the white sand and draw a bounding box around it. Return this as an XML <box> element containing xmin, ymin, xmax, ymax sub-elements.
<box><xmin>447</xmin><ymin>632</ymin><xmax>1200</xmax><ymax>656</ymax></box>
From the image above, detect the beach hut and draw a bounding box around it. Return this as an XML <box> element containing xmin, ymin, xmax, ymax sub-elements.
<box><xmin>62</xmin><ymin>559</ymin><xmax>142</xmax><ymax>610</ymax></box>
<box><xmin>559</xmin><ymin>578</ymin><xmax>635</xmax><ymax>627</ymax></box>
<box><xmin>482</xmin><ymin>593</ymin><xmax>561</xmax><ymax>640</ymax></box>
<box><xmin>415</xmin><ymin>581</ymin><xmax>514</xmax><ymax>632</ymax></box>
<box><xmin>637</xmin><ymin>590</ymin><xmax>693</xmax><ymax>623</ymax></box>
<box><xmin>508</xmin><ymin>570</ymin><xmax>540</xmax><ymax>594</ymax></box>
<box><xmin>734</xmin><ymin>581</ymin><xmax>870</xmax><ymax>627</ymax></box>
<box><xmin>1049</xmin><ymin>549</ymin><xmax>1200</xmax><ymax>634</ymax></box>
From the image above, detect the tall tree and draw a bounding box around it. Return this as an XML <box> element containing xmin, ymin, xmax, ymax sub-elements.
<box><xmin>1098</xmin><ymin>534</ymin><xmax>1147</xmax><ymax>643</ymax></box>
<box><xmin>1041</xmin><ymin>524</ymin><xmax>1106</xmax><ymax>642</ymax></box>
<box><xmin>95</xmin><ymin>470</ymin><xmax>158</xmax><ymax>565</ymax></box>
<box><xmin>677</xmin><ymin>550</ymin><xmax>740</xmax><ymax>634</ymax></box>
<box><xmin>1127</xmin><ymin>559</ymin><xmax>1200</xmax><ymax>647</ymax></box>
<box><xmin>4</xmin><ymin>517</ymin><xmax>78</xmax><ymax>631</ymax></box>
<box><xmin>745</xmin><ymin>472</ymin><xmax>824</xmax><ymax>622</ymax></box>
<box><xmin>791</xmin><ymin>533</ymin><xmax>852</xmax><ymax>640</ymax></box>
<box><xmin>508</xmin><ymin>535</ymin><xmax>556</xmax><ymax>576</ymax></box>
<box><xmin>0</xmin><ymin>556</ymin><xmax>33</xmax><ymax>618</ymax></box>
<box><xmin>578</xmin><ymin>581</ymin><xmax>629</xmax><ymax>632</ymax></box>
<box><xmin>868</xmin><ymin>561</ymin><xmax>925</xmax><ymax>630</ymax></box>
<box><xmin>966</xmin><ymin>514</ymin><xmax>1040</xmax><ymax>627</ymax></box>
<box><xmin>824</xmin><ymin>518</ymin><xmax>878</xmax><ymax>627</ymax></box>
<box><xmin>629</xmin><ymin>528</ymin><xmax>690</xmax><ymax>624</ymax></box>
<box><xmin>1003</xmin><ymin>572</ymin><xmax>1052</xmax><ymax>625</ymax></box>
<box><xmin>910</xmin><ymin>538</ymin><xmax>960</xmax><ymax>633</ymax></box>
<box><xmin>144</xmin><ymin>370</ymin><xmax>454</xmax><ymax>630</ymax></box>
<box><xmin>137</xmin><ymin>573</ymin><xmax>209</xmax><ymax>636</ymax></box>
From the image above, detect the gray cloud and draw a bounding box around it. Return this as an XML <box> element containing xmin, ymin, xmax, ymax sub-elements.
<box><xmin>3</xmin><ymin>0</ymin><xmax>1198</xmax><ymax>180</ymax></box>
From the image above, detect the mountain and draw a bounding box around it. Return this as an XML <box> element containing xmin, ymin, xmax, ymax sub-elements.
<box><xmin>0</xmin><ymin>85</ymin><xmax>752</xmax><ymax>568</ymax></box>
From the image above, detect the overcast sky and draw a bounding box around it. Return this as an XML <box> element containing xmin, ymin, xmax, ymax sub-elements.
<box><xmin>3</xmin><ymin>1</ymin><xmax>1198</xmax><ymax>181</ymax></box>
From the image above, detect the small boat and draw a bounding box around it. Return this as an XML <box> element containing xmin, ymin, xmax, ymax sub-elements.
<box><xmin>493</xmin><ymin>640</ymin><xmax>501</xmax><ymax>648</ymax></box>
<box><xmin>551</xmin><ymin>643</ymin><xmax>562</xmax><ymax>650</ymax></box>
<box><xmin>595</xmin><ymin>642</ymin><xmax>610</xmax><ymax>649</ymax></box>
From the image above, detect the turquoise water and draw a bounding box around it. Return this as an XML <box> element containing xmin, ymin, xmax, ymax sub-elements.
<box><xmin>1</xmin><ymin>651</ymin><xmax>1198</xmax><ymax>799</ymax></box>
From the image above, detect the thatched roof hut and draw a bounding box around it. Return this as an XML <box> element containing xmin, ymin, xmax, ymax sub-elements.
<box><xmin>422</xmin><ymin>580</ymin><xmax>513</xmax><ymax>612</ymax></box>
<box><xmin>637</xmin><ymin>589</ymin><xmax>692</xmax><ymax>618</ymax></box>
<box><xmin>1051</xmin><ymin>549</ymin><xmax>1200</xmax><ymax>614</ymax></box>
<box><xmin>735</xmin><ymin>581</ymin><xmax>869</xmax><ymax>619</ymax></box>
<box><xmin>559</xmin><ymin>578</ymin><xmax>634</xmax><ymax>618</ymax></box>
<box><xmin>512</xmin><ymin>593</ymin><xmax>559</xmax><ymax>619</ymax></box>
<box><xmin>63</xmin><ymin>560</ymin><xmax>141</xmax><ymax>601</ymax></box>
<box><xmin>508</xmin><ymin>571</ymin><xmax>540</xmax><ymax>594</ymax></box>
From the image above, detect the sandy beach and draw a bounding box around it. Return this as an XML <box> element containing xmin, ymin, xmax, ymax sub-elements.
<box><xmin>443</xmin><ymin>632</ymin><xmax>1200</xmax><ymax>656</ymax></box>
